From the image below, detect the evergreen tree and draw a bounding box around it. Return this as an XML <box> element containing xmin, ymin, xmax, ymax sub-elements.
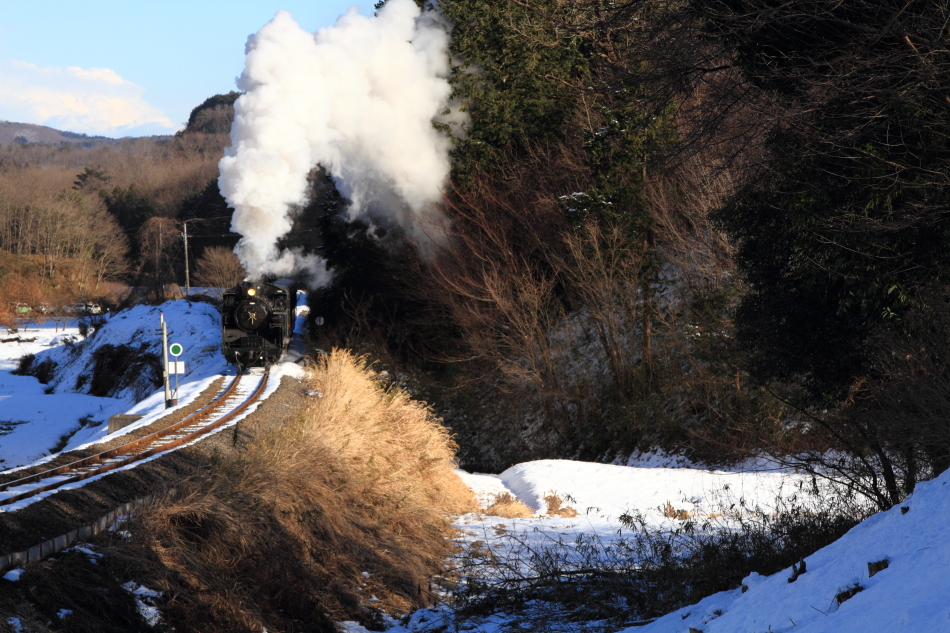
<box><xmin>100</xmin><ymin>185</ymin><xmax>158</xmax><ymax>235</ymax></box>
<box><xmin>439</xmin><ymin>0</ymin><xmax>592</xmax><ymax>176</ymax></box>
<box><xmin>700</xmin><ymin>0</ymin><xmax>950</xmax><ymax>399</ymax></box>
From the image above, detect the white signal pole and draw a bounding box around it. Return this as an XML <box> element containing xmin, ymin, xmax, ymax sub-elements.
<box><xmin>161</xmin><ymin>313</ymin><xmax>172</xmax><ymax>408</ymax></box>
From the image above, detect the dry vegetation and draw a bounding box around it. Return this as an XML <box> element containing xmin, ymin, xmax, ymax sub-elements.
<box><xmin>453</xmin><ymin>494</ymin><xmax>866</xmax><ymax>629</ymax></box>
<box><xmin>294</xmin><ymin>2</ymin><xmax>804</xmax><ymax>470</ymax></box>
<box><xmin>113</xmin><ymin>350</ymin><xmax>475</xmax><ymax>631</ymax></box>
<box><xmin>0</xmin><ymin>134</ymin><xmax>231</xmax><ymax>323</ymax></box>
<box><xmin>484</xmin><ymin>493</ymin><xmax>535</xmax><ymax>519</ymax></box>
<box><xmin>543</xmin><ymin>493</ymin><xmax>578</xmax><ymax>518</ymax></box>
<box><xmin>399</xmin><ymin>129</ymin><xmax>799</xmax><ymax>470</ymax></box>
<box><xmin>192</xmin><ymin>246</ymin><xmax>245</xmax><ymax>296</ymax></box>
<box><xmin>0</xmin><ymin>350</ymin><xmax>475</xmax><ymax>632</ymax></box>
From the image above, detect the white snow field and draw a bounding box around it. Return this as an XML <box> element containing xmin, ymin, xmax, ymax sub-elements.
<box><xmin>360</xmin><ymin>461</ymin><xmax>950</xmax><ymax>633</ymax></box>
<box><xmin>0</xmin><ymin>300</ymin><xmax>223</xmax><ymax>470</ymax></box>
<box><xmin>2</xmin><ymin>299</ymin><xmax>949</xmax><ymax>632</ymax></box>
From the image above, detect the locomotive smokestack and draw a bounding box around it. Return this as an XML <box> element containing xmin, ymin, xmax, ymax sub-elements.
<box><xmin>219</xmin><ymin>0</ymin><xmax>461</xmax><ymax>286</ymax></box>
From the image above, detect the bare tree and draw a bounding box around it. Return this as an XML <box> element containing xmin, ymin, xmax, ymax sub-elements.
<box><xmin>79</xmin><ymin>206</ymin><xmax>130</xmax><ymax>295</ymax></box>
<box><xmin>193</xmin><ymin>246</ymin><xmax>246</xmax><ymax>297</ymax></box>
<box><xmin>138</xmin><ymin>217</ymin><xmax>180</xmax><ymax>303</ymax></box>
<box><xmin>784</xmin><ymin>287</ymin><xmax>950</xmax><ymax>510</ymax></box>
<box><xmin>564</xmin><ymin>222</ymin><xmax>648</xmax><ymax>396</ymax></box>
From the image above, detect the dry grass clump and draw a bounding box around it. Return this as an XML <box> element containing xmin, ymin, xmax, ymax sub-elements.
<box><xmin>484</xmin><ymin>493</ymin><xmax>535</xmax><ymax>519</ymax></box>
<box><xmin>543</xmin><ymin>493</ymin><xmax>578</xmax><ymax>518</ymax></box>
<box><xmin>125</xmin><ymin>349</ymin><xmax>476</xmax><ymax>632</ymax></box>
<box><xmin>661</xmin><ymin>501</ymin><xmax>692</xmax><ymax>521</ymax></box>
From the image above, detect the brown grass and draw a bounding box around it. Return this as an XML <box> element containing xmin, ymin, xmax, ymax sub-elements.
<box><xmin>484</xmin><ymin>493</ymin><xmax>535</xmax><ymax>519</ymax></box>
<box><xmin>123</xmin><ymin>349</ymin><xmax>476</xmax><ymax>632</ymax></box>
<box><xmin>661</xmin><ymin>502</ymin><xmax>692</xmax><ymax>521</ymax></box>
<box><xmin>543</xmin><ymin>493</ymin><xmax>578</xmax><ymax>518</ymax></box>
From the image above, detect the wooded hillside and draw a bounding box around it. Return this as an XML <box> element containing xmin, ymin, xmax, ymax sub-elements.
<box><xmin>0</xmin><ymin>112</ymin><xmax>240</xmax><ymax>327</ymax></box>
<box><xmin>306</xmin><ymin>0</ymin><xmax>950</xmax><ymax>508</ymax></box>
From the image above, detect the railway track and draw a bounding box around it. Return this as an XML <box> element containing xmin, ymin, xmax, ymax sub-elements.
<box><xmin>0</xmin><ymin>370</ymin><xmax>269</xmax><ymax>509</ymax></box>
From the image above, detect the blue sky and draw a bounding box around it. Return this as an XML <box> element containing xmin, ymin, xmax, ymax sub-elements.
<box><xmin>0</xmin><ymin>1</ymin><xmax>379</xmax><ymax>137</ymax></box>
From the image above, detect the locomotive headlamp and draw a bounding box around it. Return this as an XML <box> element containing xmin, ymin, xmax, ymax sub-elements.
<box><xmin>247</xmin><ymin>288</ymin><xmax>257</xmax><ymax>296</ymax></box>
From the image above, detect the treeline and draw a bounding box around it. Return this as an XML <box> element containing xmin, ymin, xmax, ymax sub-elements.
<box><xmin>306</xmin><ymin>0</ymin><xmax>950</xmax><ymax>508</ymax></box>
<box><xmin>0</xmin><ymin>94</ymin><xmax>246</xmax><ymax>327</ymax></box>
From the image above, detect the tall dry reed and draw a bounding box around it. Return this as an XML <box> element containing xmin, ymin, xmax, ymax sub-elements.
<box><xmin>125</xmin><ymin>349</ymin><xmax>475</xmax><ymax>632</ymax></box>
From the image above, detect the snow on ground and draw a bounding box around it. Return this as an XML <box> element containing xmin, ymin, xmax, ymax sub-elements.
<box><xmin>0</xmin><ymin>294</ymin><xmax>310</xmax><ymax>476</ymax></box>
<box><xmin>0</xmin><ymin>368</ymin><xmax>305</xmax><ymax>512</ymax></box>
<box><xmin>363</xmin><ymin>460</ymin><xmax>950</xmax><ymax>633</ymax></box>
<box><xmin>0</xmin><ymin>321</ymin><xmax>127</xmax><ymax>469</ymax></box>
<box><xmin>4</xmin><ymin>297</ymin><xmax>949</xmax><ymax>632</ymax></box>
<box><xmin>462</xmin><ymin>459</ymin><xmax>811</xmax><ymax>525</ymax></box>
<box><xmin>629</xmin><ymin>467</ymin><xmax>950</xmax><ymax>633</ymax></box>
<box><xmin>451</xmin><ymin>459</ymin><xmax>823</xmax><ymax>597</ymax></box>
<box><xmin>452</xmin><ymin>461</ymin><xmax>823</xmax><ymax>609</ymax></box>
<box><xmin>0</xmin><ymin>366</ymin><xmax>125</xmax><ymax>469</ymax></box>
<box><xmin>37</xmin><ymin>300</ymin><xmax>227</xmax><ymax>402</ymax></box>
<box><xmin>0</xmin><ymin>301</ymin><xmax>225</xmax><ymax>470</ymax></box>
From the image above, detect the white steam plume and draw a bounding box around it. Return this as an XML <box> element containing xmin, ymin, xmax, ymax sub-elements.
<box><xmin>219</xmin><ymin>0</ymin><xmax>459</xmax><ymax>286</ymax></box>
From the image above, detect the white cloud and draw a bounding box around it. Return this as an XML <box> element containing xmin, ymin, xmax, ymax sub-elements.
<box><xmin>0</xmin><ymin>60</ymin><xmax>177</xmax><ymax>137</ymax></box>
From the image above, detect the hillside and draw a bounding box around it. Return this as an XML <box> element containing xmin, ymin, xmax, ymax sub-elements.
<box><xmin>628</xmin><ymin>468</ymin><xmax>950</xmax><ymax>632</ymax></box>
<box><xmin>0</xmin><ymin>121</ymin><xmax>120</xmax><ymax>146</ymax></box>
<box><xmin>346</xmin><ymin>461</ymin><xmax>950</xmax><ymax>633</ymax></box>
<box><xmin>0</xmin><ymin>299</ymin><xmax>226</xmax><ymax>470</ymax></box>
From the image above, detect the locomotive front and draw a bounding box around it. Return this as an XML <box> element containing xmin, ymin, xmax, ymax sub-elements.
<box><xmin>221</xmin><ymin>280</ymin><xmax>295</xmax><ymax>368</ymax></box>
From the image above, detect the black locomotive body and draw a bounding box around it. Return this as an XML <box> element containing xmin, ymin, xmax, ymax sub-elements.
<box><xmin>221</xmin><ymin>280</ymin><xmax>296</xmax><ymax>368</ymax></box>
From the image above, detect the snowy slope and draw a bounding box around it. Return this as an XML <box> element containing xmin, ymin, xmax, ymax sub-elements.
<box><xmin>628</xmin><ymin>468</ymin><xmax>950</xmax><ymax>633</ymax></box>
<box><xmin>37</xmin><ymin>301</ymin><xmax>226</xmax><ymax>402</ymax></box>
<box><xmin>493</xmin><ymin>459</ymin><xmax>804</xmax><ymax>523</ymax></box>
<box><xmin>0</xmin><ymin>300</ymin><xmax>227</xmax><ymax>470</ymax></box>
<box><xmin>0</xmin><ymin>368</ymin><xmax>126</xmax><ymax>470</ymax></box>
<box><xmin>379</xmin><ymin>460</ymin><xmax>950</xmax><ymax>633</ymax></box>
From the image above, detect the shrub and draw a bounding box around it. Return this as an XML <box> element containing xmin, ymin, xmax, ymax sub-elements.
<box><xmin>13</xmin><ymin>352</ymin><xmax>34</xmax><ymax>375</ymax></box>
<box><xmin>13</xmin><ymin>353</ymin><xmax>58</xmax><ymax>384</ymax></box>
<box><xmin>192</xmin><ymin>246</ymin><xmax>245</xmax><ymax>297</ymax></box>
<box><xmin>88</xmin><ymin>344</ymin><xmax>163</xmax><ymax>398</ymax></box>
<box><xmin>122</xmin><ymin>349</ymin><xmax>476</xmax><ymax>632</ymax></box>
<box><xmin>484</xmin><ymin>493</ymin><xmax>535</xmax><ymax>519</ymax></box>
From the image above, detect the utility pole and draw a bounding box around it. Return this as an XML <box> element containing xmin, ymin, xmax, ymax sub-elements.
<box><xmin>157</xmin><ymin>224</ymin><xmax>163</xmax><ymax>302</ymax></box>
<box><xmin>182</xmin><ymin>220</ymin><xmax>191</xmax><ymax>296</ymax></box>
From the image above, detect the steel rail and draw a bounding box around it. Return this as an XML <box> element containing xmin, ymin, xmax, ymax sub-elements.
<box><xmin>0</xmin><ymin>373</ymin><xmax>244</xmax><ymax>493</ymax></box>
<box><xmin>0</xmin><ymin>371</ymin><xmax>269</xmax><ymax>507</ymax></box>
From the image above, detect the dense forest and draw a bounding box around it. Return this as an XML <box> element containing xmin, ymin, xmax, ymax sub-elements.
<box><xmin>333</xmin><ymin>0</ymin><xmax>950</xmax><ymax>509</ymax></box>
<box><xmin>2</xmin><ymin>0</ymin><xmax>948</xmax><ymax>510</ymax></box>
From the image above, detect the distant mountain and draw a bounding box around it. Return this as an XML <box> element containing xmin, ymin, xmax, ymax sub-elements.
<box><xmin>0</xmin><ymin>121</ymin><xmax>120</xmax><ymax>146</ymax></box>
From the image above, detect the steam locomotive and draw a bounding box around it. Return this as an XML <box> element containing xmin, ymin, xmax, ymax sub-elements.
<box><xmin>221</xmin><ymin>280</ymin><xmax>297</xmax><ymax>369</ymax></box>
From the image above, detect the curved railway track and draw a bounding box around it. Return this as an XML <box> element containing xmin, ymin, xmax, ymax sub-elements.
<box><xmin>0</xmin><ymin>370</ymin><xmax>269</xmax><ymax>508</ymax></box>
